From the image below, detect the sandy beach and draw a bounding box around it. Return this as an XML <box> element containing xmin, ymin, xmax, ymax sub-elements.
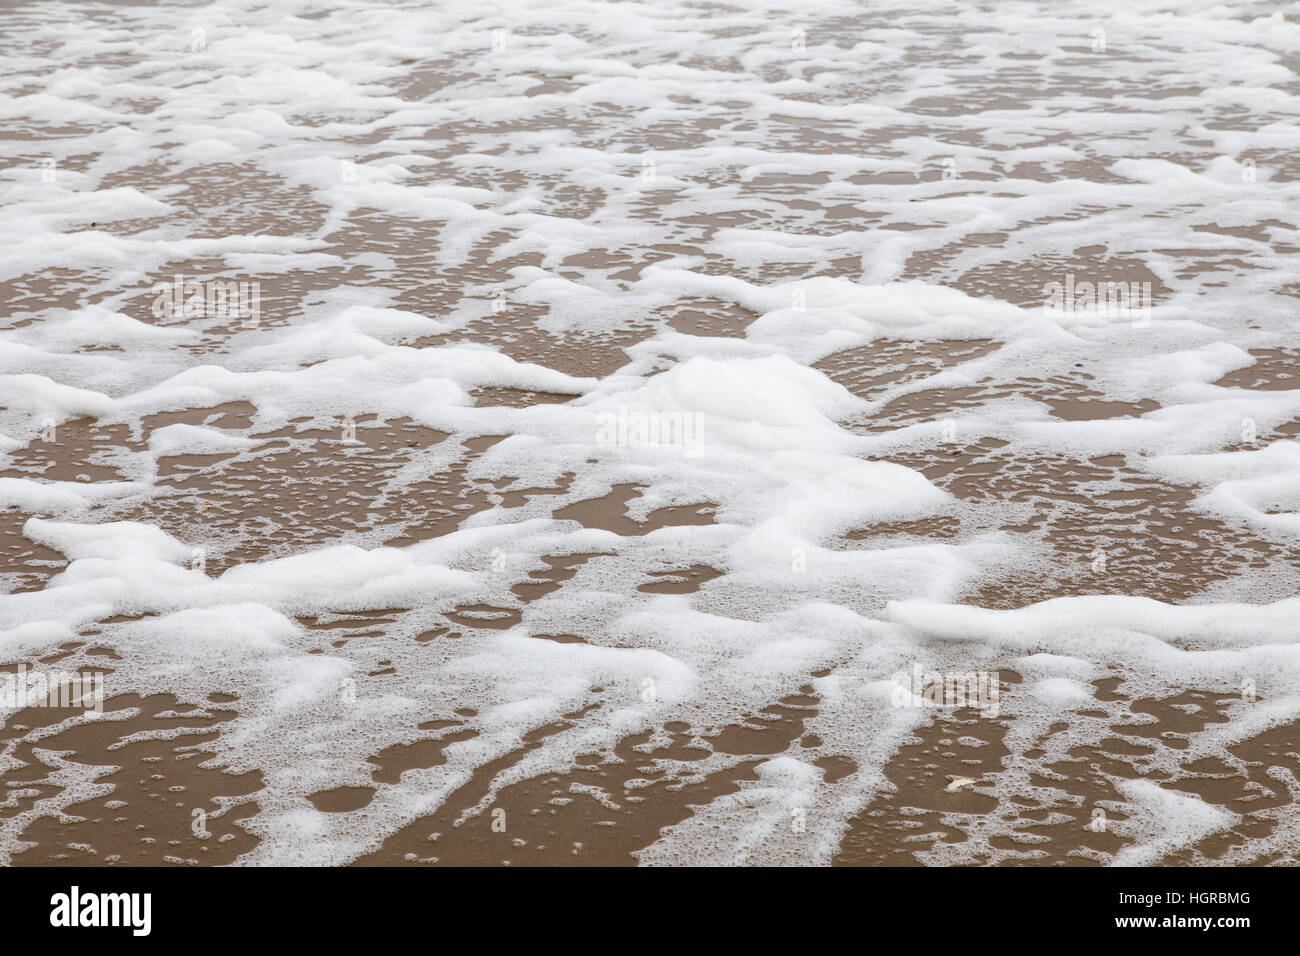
<box><xmin>2</xmin><ymin>0</ymin><xmax>1299</xmax><ymax>868</ymax></box>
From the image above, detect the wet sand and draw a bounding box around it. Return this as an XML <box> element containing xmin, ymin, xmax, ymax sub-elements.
<box><xmin>3</xmin><ymin>0</ymin><xmax>1299</xmax><ymax>866</ymax></box>
<box><xmin>5</xmin><ymin>355</ymin><xmax>1299</xmax><ymax>866</ymax></box>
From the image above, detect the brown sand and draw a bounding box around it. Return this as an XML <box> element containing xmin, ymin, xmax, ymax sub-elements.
<box><xmin>3</xmin><ymin>4</ymin><xmax>1298</xmax><ymax>868</ymax></box>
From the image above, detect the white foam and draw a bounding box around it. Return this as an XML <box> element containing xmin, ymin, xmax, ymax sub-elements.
<box><xmin>3</xmin><ymin>0</ymin><xmax>1297</xmax><ymax>868</ymax></box>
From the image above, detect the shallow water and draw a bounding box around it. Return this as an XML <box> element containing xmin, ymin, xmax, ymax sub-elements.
<box><xmin>2</xmin><ymin>0</ymin><xmax>1299</xmax><ymax>865</ymax></box>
